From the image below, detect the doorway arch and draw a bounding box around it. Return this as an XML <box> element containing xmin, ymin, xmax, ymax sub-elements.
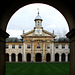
<box><xmin>61</xmin><ymin>53</ymin><xmax>65</xmax><ymax>62</ymax></box>
<box><xmin>46</xmin><ymin>53</ymin><xmax>51</xmax><ymax>62</ymax></box>
<box><xmin>55</xmin><ymin>53</ymin><xmax>59</xmax><ymax>62</ymax></box>
<box><xmin>27</xmin><ymin>53</ymin><xmax>31</xmax><ymax>62</ymax></box>
<box><xmin>0</xmin><ymin>1</ymin><xmax>75</xmax><ymax>75</ymax></box>
<box><xmin>35</xmin><ymin>53</ymin><xmax>42</xmax><ymax>62</ymax></box>
<box><xmin>18</xmin><ymin>53</ymin><xmax>22</xmax><ymax>62</ymax></box>
<box><xmin>11</xmin><ymin>53</ymin><xmax>16</xmax><ymax>62</ymax></box>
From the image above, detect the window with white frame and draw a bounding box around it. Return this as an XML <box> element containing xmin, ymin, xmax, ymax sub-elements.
<box><xmin>47</xmin><ymin>44</ymin><xmax>50</xmax><ymax>49</ymax></box>
<box><xmin>6</xmin><ymin>44</ymin><xmax>9</xmax><ymax>49</ymax></box>
<box><xmin>56</xmin><ymin>44</ymin><xmax>59</xmax><ymax>49</ymax></box>
<box><xmin>37</xmin><ymin>44</ymin><xmax>40</xmax><ymax>49</ymax></box>
<box><xmin>12</xmin><ymin>45</ymin><xmax>15</xmax><ymax>49</ymax></box>
<box><xmin>62</xmin><ymin>44</ymin><xmax>65</xmax><ymax>49</ymax></box>
<box><xmin>27</xmin><ymin>44</ymin><xmax>31</xmax><ymax>49</ymax></box>
<box><xmin>18</xmin><ymin>44</ymin><xmax>21</xmax><ymax>49</ymax></box>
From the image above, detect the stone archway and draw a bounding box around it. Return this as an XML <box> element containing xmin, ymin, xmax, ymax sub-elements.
<box><xmin>18</xmin><ymin>53</ymin><xmax>22</xmax><ymax>62</ymax></box>
<box><xmin>27</xmin><ymin>53</ymin><xmax>31</xmax><ymax>62</ymax></box>
<box><xmin>5</xmin><ymin>53</ymin><xmax>9</xmax><ymax>62</ymax></box>
<box><xmin>11</xmin><ymin>53</ymin><xmax>16</xmax><ymax>62</ymax></box>
<box><xmin>0</xmin><ymin>1</ymin><xmax>75</xmax><ymax>75</ymax></box>
<box><xmin>55</xmin><ymin>53</ymin><xmax>59</xmax><ymax>62</ymax></box>
<box><xmin>35</xmin><ymin>53</ymin><xmax>42</xmax><ymax>62</ymax></box>
<box><xmin>46</xmin><ymin>53</ymin><xmax>51</xmax><ymax>62</ymax></box>
<box><xmin>61</xmin><ymin>53</ymin><xmax>65</xmax><ymax>62</ymax></box>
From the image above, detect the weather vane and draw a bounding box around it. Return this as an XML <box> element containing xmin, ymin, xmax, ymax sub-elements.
<box><xmin>37</xmin><ymin>8</ymin><xmax>39</xmax><ymax>15</ymax></box>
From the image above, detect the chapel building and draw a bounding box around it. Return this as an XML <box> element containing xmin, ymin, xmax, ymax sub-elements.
<box><xmin>5</xmin><ymin>12</ymin><xmax>70</xmax><ymax>62</ymax></box>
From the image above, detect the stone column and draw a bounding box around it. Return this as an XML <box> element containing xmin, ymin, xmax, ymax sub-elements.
<box><xmin>0</xmin><ymin>29</ymin><xmax>9</xmax><ymax>75</ymax></box>
<box><xmin>42</xmin><ymin>41</ymin><xmax>45</xmax><ymax>62</ymax></box>
<box><xmin>16</xmin><ymin>54</ymin><xmax>18</xmax><ymax>62</ymax></box>
<box><xmin>9</xmin><ymin>54</ymin><xmax>11</xmax><ymax>62</ymax></box>
<box><xmin>22</xmin><ymin>42</ymin><xmax>26</xmax><ymax>62</ymax></box>
<box><xmin>65</xmin><ymin>53</ymin><xmax>68</xmax><ymax>62</ymax></box>
<box><xmin>59</xmin><ymin>53</ymin><xmax>61</xmax><ymax>62</ymax></box>
<box><xmin>66</xmin><ymin>28</ymin><xmax>75</xmax><ymax>75</ymax></box>
<box><xmin>51</xmin><ymin>41</ymin><xmax>55</xmax><ymax>62</ymax></box>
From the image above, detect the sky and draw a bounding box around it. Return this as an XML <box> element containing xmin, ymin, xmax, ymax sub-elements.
<box><xmin>6</xmin><ymin>3</ymin><xmax>69</xmax><ymax>38</ymax></box>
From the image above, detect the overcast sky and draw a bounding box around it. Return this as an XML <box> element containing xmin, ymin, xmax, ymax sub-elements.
<box><xmin>6</xmin><ymin>3</ymin><xmax>69</xmax><ymax>38</ymax></box>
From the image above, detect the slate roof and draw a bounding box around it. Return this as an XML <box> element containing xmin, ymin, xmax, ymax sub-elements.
<box><xmin>54</xmin><ymin>37</ymin><xmax>70</xmax><ymax>43</ymax></box>
<box><xmin>6</xmin><ymin>37</ymin><xmax>22</xmax><ymax>43</ymax></box>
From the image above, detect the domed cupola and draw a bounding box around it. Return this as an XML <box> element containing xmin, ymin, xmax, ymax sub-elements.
<box><xmin>34</xmin><ymin>12</ymin><xmax>43</xmax><ymax>21</ymax></box>
<box><xmin>34</xmin><ymin>9</ymin><xmax>43</xmax><ymax>28</ymax></box>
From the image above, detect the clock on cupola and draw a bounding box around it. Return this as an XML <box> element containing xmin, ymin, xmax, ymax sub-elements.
<box><xmin>34</xmin><ymin>9</ymin><xmax>43</xmax><ymax>35</ymax></box>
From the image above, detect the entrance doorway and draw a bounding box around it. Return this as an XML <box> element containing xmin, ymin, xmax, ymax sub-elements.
<box><xmin>35</xmin><ymin>53</ymin><xmax>42</xmax><ymax>62</ymax></box>
<box><xmin>46</xmin><ymin>53</ymin><xmax>50</xmax><ymax>62</ymax></box>
<box><xmin>11</xmin><ymin>53</ymin><xmax>16</xmax><ymax>62</ymax></box>
<box><xmin>55</xmin><ymin>53</ymin><xmax>59</xmax><ymax>62</ymax></box>
<box><xmin>18</xmin><ymin>53</ymin><xmax>22</xmax><ymax>62</ymax></box>
<box><xmin>61</xmin><ymin>53</ymin><xmax>65</xmax><ymax>62</ymax></box>
<box><xmin>27</xmin><ymin>53</ymin><xmax>31</xmax><ymax>62</ymax></box>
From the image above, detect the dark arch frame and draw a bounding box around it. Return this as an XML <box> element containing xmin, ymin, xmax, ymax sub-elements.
<box><xmin>5</xmin><ymin>53</ymin><xmax>9</xmax><ymax>62</ymax></box>
<box><xmin>55</xmin><ymin>53</ymin><xmax>59</xmax><ymax>62</ymax></box>
<box><xmin>46</xmin><ymin>53</ymin><xmax>51</xmax><ymax>62</ymax></box>
<box><xmin>11</xmin><ymin>53</ymin><xmax>16</xmax><ymax>62</ymax></box>
<box><xmin>0</xmin><ymin>1</ymin><xmax>75</xmax><ymax>75</ymax></box>
<box><xmin>26</xmin><ymin>53</ymin><xmax>31</xmax><ymax>62</ymax></box>
<box><xmin>61</xmin><ymin>53</ymin><xmax>65</xmax><ymax>62</ymax></box>
<box><xmin>18</xmin><ymin>53</ymin><xmax>22</xmax><ymax>62</ymax></box>
<box><xmin>35</xmin><ymin>53</ymin><xmax>42</xmax><ymax>62</ymax></box>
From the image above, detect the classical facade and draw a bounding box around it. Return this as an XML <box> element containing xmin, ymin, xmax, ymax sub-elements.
<box><xmin>5</xmin><ymin>12</ymin><xmax>70</xmax><ymax>62</ymax></box>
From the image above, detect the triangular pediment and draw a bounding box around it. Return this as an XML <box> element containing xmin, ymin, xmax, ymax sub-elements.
<box><xmin>42</xmin><ymin>29</ymin><xmax>56</xmax><ymax>37</ymax></box>
<box><xmin>21</xmin><ymin>29</ymin><xmax>56</xmax><ymax>38</ymax></box>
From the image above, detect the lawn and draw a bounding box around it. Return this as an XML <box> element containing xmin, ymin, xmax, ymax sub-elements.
<box><xmin>6</xmin><ymin>63</ymin><xmax>70</xmax><ymax>75</ymax></box>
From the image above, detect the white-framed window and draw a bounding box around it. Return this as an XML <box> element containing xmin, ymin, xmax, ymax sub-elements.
<box><xmin>56</xmin><ymin>44</ymin><xmax>59</xmax><ymax>49</ymax></box>
<box><xmin>18</xmin><ymin>44</ymin><xmax>21</xmax><ymax>49</ymax></box>
<box><xmin>6</xmin><ymin>44</ymin><xmax>9</xmax><ymax>49</ymax></box>
<box><xmin>37</xmin><ymin>44</ymin><xmax>40</xmax><ymax>49</ymax></box>
<box><xmin>47</xmin><ymin>44</ymin><xmax>50</xmax><ymax>49</ymax></box>
<box><xmin>12</xmin><ymin>45</ymin><xmax>15</xmax><ymax>49</ymax></box>
<box><xmin>27</xmin><ymin>44</ymin><xmax>31</xmax><ymax>49</ymax></box>
<box><xmin>62</xmin><ymin>44</ymin><xmax>65</xmax><ymax>49</ymax></box>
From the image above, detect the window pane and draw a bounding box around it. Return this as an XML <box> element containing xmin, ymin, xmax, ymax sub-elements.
<box><xmin>47</xmin><ymin>44</ymin><xmax>50</xmax><ymax>49</ymax></box>
<box><xmin>12</xmin><ymin>45</ymin><xmax>15</xmax><ymax>49</ymax></box>
<box><xmin>6</xmin><ymin>45</ymin><xmax>9</xmax><ymax>49</ymax></box>
<box><xmin>27</xmin><ymin>44</ymin><xmax>30</xmax><ymax>49</ymax></box>
<box><xmin>18</xmin><ymin>44</ymin><xmax>21</xmax><ymax>49</ymax></box>
<box><xmin>56</xmin><ymin>45</ymin><xmax>58</xmax><ymax>49</ymax></box>
<box><xmin>37</xmin><ymin>44</ymin><xmax>40</xmax><ymax>49</ymax></box>
<box><xmin>62</xmin><ymin>44</ymin><xmax>65</xmax><ymax>49</ymax></box>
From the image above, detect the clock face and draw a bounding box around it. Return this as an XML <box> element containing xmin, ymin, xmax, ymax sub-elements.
<box><xmin>37</xmin><ymin>29</ymin><xmax>40</xmax><ymax>33</ymax></box>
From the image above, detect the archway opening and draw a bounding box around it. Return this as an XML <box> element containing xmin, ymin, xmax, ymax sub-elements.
<box><xmin>35</xmin><ymin>53</ymin><xmax>42</xmax><ymax>62</ymax></box>
<box><xmin>5</xmin><ymin>53</ymin><xmax>9</xmax><ymax>62</ymax></box>
<box><xmin>46</xmin><ymin>53</ymin><xmax>51</xmax><ymax>62</ymax></box>
<box><xmin>55</xmin><ymin>53</ymin><xmax>59</xmax><ymax>62</ymax></box>
<box><xmin>61</xmin><ymin>53</ymin><xmax>65</xmax><ymax>62</ymax></box>
<box><xmin>11</xmin><ymin>53</ymin><xmax>16</xmax><ymax>62</ymax></box>
<box><xmin>27</xmin><ymin>53</ymin><xmax>31</xmax><ymax>62</ymax></box>
<box><xmin>18</xmin><ymin>53</ymin><xmax>22</xmax><ymax>62</ymax></box>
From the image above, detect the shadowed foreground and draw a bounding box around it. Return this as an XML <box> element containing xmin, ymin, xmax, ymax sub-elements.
<box><xmin>6</xmin><ymin>63</ymin><xmax>69</xmax><ymax>75</ymax></box>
